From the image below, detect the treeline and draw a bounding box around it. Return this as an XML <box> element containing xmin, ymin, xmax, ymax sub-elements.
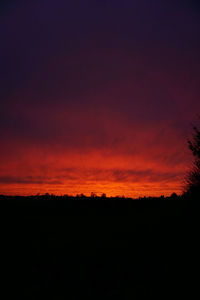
<box><xmin>0</xmin><ymin>192</ymin><xmax>181</xmax><ymax>201</ymax></box>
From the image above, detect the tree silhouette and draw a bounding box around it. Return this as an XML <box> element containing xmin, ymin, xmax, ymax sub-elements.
<box><xmin>185</xmin><ymin>120</ymin><xmax>200</xmax><ymax>196</ymax></box>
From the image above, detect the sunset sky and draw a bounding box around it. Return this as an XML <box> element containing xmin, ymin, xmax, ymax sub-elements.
<box><xmin>0</xmin><ymin>0</ymin><xmax>200</xmax><ymax>197</ymax></box>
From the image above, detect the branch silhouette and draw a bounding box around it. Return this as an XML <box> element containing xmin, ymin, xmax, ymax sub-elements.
<box><xmin>185</xmin><ymin>118</ymin><xmax>200</xmax><ymax>196</ymax></box>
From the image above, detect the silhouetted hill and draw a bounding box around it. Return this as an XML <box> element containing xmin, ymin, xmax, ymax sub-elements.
<box><xmin>1</xmin><ymin>195</ymin><xmax>196</xmax><ymax>299</ymax></box>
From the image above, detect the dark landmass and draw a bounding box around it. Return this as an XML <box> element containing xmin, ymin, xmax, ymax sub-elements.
<box><xmin>1</xmin><ymin>194</ymin><xmax>197</xmax><ymax>299</ymax></box>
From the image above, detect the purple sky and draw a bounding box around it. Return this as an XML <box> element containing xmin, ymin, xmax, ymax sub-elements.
<box><xmin>0</xmin><ymin>0</ymin><xmax>200</xmax><ymax>196</ymax></box>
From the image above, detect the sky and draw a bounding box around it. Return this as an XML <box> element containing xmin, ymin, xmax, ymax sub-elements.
<box><xmin>0</xmin><ymin>0</ymin><xmax>200</xmax><ymax>197</ymax></box>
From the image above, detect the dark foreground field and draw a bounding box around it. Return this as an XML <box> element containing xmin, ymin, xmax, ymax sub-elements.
<box><xmin>1</xmin><ymin>195</ymin><xmax>197</xmax><ymax>299</ymax></box>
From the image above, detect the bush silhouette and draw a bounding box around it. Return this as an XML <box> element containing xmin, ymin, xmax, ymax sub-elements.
<box><xmin>185</xmin><ymin>119</ymin><xmax>200</xmax><ymax>196</ymax></box>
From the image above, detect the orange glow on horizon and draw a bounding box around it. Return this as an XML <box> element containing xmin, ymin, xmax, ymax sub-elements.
<box><xmin>0</xmin><ymin>146</ymin><xmax>188</xmax><ymax>198</ymax></box>
<box><xmin>0</xmin><ymin>181</ymin><xmax>182</xmax><ymax>198</ymax></box>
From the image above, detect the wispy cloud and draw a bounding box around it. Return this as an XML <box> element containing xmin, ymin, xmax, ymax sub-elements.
<box><xmin>0</xmin><ymin>0</ymin><xmax>199</xmax><ymax>196</ymax></box>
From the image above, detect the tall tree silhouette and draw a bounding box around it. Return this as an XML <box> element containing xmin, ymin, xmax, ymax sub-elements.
<box><xmin>185</xmin><ymin>120</ymin><xmax>200</xmax><ymax>196</ymax></box>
